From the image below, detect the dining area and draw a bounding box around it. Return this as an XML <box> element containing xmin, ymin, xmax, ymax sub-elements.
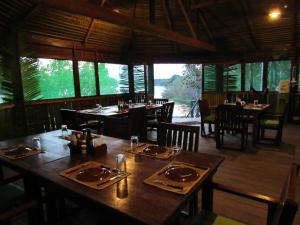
<box><xmin>1</xmin><ymin>0</ymin><xmax>300</xmax><ymax>224</ymax></box>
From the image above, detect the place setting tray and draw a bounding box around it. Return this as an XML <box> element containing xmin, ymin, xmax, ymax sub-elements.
<box><xmin>128</xmin><ymin>144</ymin><xmax>180</xmax><ymax>159</ymax></box>
<box><xmin>59</xmin><ymin>161</ymin><xmax>130</xmax><ymax>190</ymax></box>
<box><xmin>144</xmin><ymin>161</ymin><xmax>209</xmax><ymax>194</ymax></box>
<box><xmin>0</xmin><ymin>144</ymin><xmax>42</xmax><ymax>160</ymax></box>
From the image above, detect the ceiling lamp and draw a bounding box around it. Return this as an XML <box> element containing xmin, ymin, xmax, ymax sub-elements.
<box><xmin>268</xmin><ymin>7</ymin><xmax>281</xmax><ymax>20</ymax></box>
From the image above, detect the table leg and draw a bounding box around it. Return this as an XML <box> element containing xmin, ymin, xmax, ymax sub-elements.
<box><xmin>24</xmin><ymin>175</ymin><xmax>45</xmax><ymax>225</ymax></box>
<box><xmin>252</xmin><ymin>113</ymin><xmax>259</xmax><ymax>147</ymax></box>
<box><xmin>202</xmin><ymin>180</ymin><xmax>213</xmax><ymax>211</ymax></box>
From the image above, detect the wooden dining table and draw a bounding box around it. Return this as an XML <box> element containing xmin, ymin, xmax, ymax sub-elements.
<box><xmin>77</xmin><ymin>103</ymin><xmax>162</xmax><ymax>119</ymax></box>
<box><xmin>0</xmin><ymin>130</ymin><xmax>224</xmax><ymax>225</ymax></box>
<box><xmin>212</xmin><ymin>103</ymin><xmax>270</xmax><ymax>147</ymax></box>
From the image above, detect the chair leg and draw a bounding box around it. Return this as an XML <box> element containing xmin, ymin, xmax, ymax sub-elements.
<box><xmin>275</xmin><ymin>129</ymin><xmax>283</xmax><ymax>146</ymax></box>
<box><xmin>201</xmin><ymin>123</ymin><xmax>206</xmax><ymax>137</ymax></box>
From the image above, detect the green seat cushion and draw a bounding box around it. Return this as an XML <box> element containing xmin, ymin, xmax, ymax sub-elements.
<box><xmin>190</xmin><ymin>211</ymin><xmax>246</xmax><ymax>225</ymax></box>
<box><xmin>203</xmin><ymin>115</ymin><xmax>215</xmax><ymax>123</ymax></box>
<box><xmin>261</xmin><ymin>119</ymin><xmax>279</xmax><ymax>127</ymax></box>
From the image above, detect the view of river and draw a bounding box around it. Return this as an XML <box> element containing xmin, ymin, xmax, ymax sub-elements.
<box><xmin>154</xmin><ymin>86</ymin><xmax>191</xmax><ymax>117</ymax></box>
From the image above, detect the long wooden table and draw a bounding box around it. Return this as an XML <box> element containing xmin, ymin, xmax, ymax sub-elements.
<box><xmin>0</xmin><ymin>130</ymin><xmax>224</xmax><ymax>225</ymax></box>
<box><xmin>77</xmin><ymin>103</ymin><xmax>162</xmax><ymax>119</ymax></box>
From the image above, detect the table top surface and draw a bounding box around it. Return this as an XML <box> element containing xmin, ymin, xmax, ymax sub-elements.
<box><xmin>77</xmin><ymin>103</ymin><xmax>162</xmax><ymax>117</ymax></box>
<box><xmin>0</xmin><ymin>130</ymin><xmax>224</xmax><ymax>225</ymax></box>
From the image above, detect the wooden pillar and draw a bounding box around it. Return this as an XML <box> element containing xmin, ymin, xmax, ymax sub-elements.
<box><xmin>128</xmin><ymin>64</ymin><xmax>135</xmax><ymax>100</ymax></box>
<box><xmin>262</xmin><ymin>60</ymin><xmax>268</xmax><ymax>90</ymax></box>
<box><xmin>94</xmin><ymin>52</ymin><xmax>100</xmax><ymax>96</ymax></box>
<box><xmin>72</xmin><ymin>60</ymin><xmax>81</xmax><ymax>98</ymax></box>
<box><xmin>147</xmin><ymin>63</ymin><xmax>155</xmax><ymax>97</ymax></box>
<box><xmin>241</xmin><ymin>63</ymin><xmax>245</xmax><ymax>91</ymax></box>
<box><xmin>216</xmin><ymin>64</ymin><xmax>223</xmax><ymax>92</ymax></box>
<box><xmin>144</xmin><ymin>64</ymin><xmax>148</xmax><ymax>99</ymax></box>
<box><xmin>4</xmin><ymin>28</ymin><xmax>28</xmax><ymax>134</ymax></box>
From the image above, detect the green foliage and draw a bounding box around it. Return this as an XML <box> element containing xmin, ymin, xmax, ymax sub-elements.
<box><xmin>98</xmin><ymin>63</ymin><xmax>118</xmax><ymax>95</ymax></box>
<box><xmin>119</xmin><ymin>65</ymin><xmax>129</xmax><ymax>93</ymax></box>
<box><xmin>20</xmin><ymin>57</ymin><xmax>42</xmax><ymax>101</ymax></box>
<box><xmin>203</xmin><ymin>64</ymin><xmax>217</xmax><ymax>92</ymax></box>
<box><xmin>245</xmin><ymin>62</ymin><xmax>263</xmax><ymax>91</ymax></box>
<box><xmin>79</xmin><ymin>61</ymin><xmax>96</xmax><ymax>97</ymax></box>
<box><xmin>39</xmin><ymin>59</ymin><xmax>75</xmax><ymax>99</ymax></box>
<box><xmin>223</xmin><ymin>64</ymin><xmax>241</xmax><ymax>92</ymax></box>
<box><xmin>268</xmin><ymin>60</ymin><xmax>291</xmax><ymax>91</ymax></box>
<box><xmin>133</xmin><ymin>65</ymin><xmax>145</xmax><ymax>93</ymax></box>
<box><xmin>0</xmin><ymin>54</ymin><xmax>14</xmax><ymax>103</ymax></box>
<box><xmin>182</xmin><ymin>64</ymin><xmax>201</xmax><ymax>99</ymax></box>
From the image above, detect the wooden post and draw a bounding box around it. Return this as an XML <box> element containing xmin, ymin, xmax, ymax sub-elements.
<box><xmin>216</xmin><ymin>64</ymin><xmax>223</xmax><ymax>92</ymax></box>
<box><xmin>262</xmin><ymin>60</ymin><xmax>268</xmax><ymax>90</ymax></box>
<box><xmin>94</xmin><ymin>59</ymin><xmax>100</xmax><ymax>95</ymax></box>
<box><xmin>241</xmin><ymin>63</ymin><xmax>245</xmax><ymax>91</ymax></box>
<box><xmin>147</xmin><ymin>64</ymin><xmax>155</xmax><ymax>98</ymax></box>
<box><xmin>128</xmin><ymin>64</ymin><xmax>135</xmax><ymax>101</ymax></box>
<box><xmin>144</xmin><ymin>64</ymin><xmax>148</xmax><ymax>100</ymax></box>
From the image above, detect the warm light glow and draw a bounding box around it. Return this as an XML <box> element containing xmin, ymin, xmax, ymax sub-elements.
<box><xmin>269</xmin><ymin>8</ymin><xmax>281</xmax><ymax>19</ymax></box>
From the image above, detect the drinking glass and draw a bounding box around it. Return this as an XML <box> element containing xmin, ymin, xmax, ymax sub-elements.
<box><xmin>172</xmin><ymin>144</ymin><xmax>182</xmax><ymax>155</ymax></box>
<box><xmin>130</xmin><ymin>135</ymin><xmax>139</xmax><ymax>150</ymax></box>
<box><xmin>115</xmin><ymin>153</ymin><xmax>127</xmax><ymax>172</ymax></box>
<box><xmin>254</xmin><ymin>99</ymin><xmax>259</xmax><ymax>105</ymax></box>
<box><xmin>61</xmin><ymin>124</ymin><xmax>68</xmax><ymax>137</ymax></box>
<box><xmin>32</xmin><ymin>136</ymin><xmax>41</xmax><ymax>151</ymax></box>
<box><xmin>224</xmin><ymin>99</ymin><xmax>229</xmax><ymax>104</ymax></box>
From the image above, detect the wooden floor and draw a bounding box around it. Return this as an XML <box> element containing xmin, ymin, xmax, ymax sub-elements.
<box><xmin>194</xmin><ymin>123</ymin><xmax>300</xmax><ymax>225</ymax></box>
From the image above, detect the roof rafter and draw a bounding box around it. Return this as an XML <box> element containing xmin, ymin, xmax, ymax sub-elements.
<box><xmin>191</xmin><ymin>0</ymin><xmax>233</xmax><ymax>10</ymax></box>
<box><xmin>82</xmin><ymin>0</ymin><xmax>106</xmax><ymax>46</ymax></box>
<box><xmin>161</xmin><ymin>0</ymin><xmax>179</xmax><ymax>52</ymax></box>
<box><xmin>42</xmin><ymin>0</ymin><xmax>216</xmax><ymax>51</ymax></box>
<box><xmin>177</xmin><ymin>0</ymin><xmax>197</xmax><ymax>39</ymax></box>
<box><xmin>239</xmin><ymin>0</ymin><xmax>259</xmax><ymax>50</ymax></box>
<box><xmin>197</xmin><ymin>9</ymin><xmax>215</xmax><ymax>44</ymax></box>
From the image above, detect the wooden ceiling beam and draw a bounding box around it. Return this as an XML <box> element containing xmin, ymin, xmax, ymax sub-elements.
<box><xmin>239</xmin><ymin>0</ymin><xmax>259</xmax><ymax>50</ymax></box>
<box><xmin>42</xmin><ymin>0</ymin><xmax>216</xmax><ymax>51</ymax></box>
<box><xmin>177</xmin><ymin>0</ymin><xmax>197</xmax><ymax>39</ymax></box>
<box><xmin>197</xmin><ymin>9</ymin><xmax>215</xmax><ymax>44</ymax></box>
<box><xmin>191</xmin><ymin>0</ymin><xmax>233</xmax><ymax>10</ymax></box>
<box><xmin>161</xmin><ymin>0</ymin><xmax>179</xmax><ymax>52</ymax></box>
<box><xmin>82</xmin><ymin>0</ymin><xmax>106</xmax><ymax>46</ymax></box>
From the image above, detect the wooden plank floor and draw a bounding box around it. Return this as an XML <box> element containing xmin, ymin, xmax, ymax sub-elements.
<box><xmin>195</xmin><ymin>123</ymin><xmax>300</xmax><ymax>225</ymax></box>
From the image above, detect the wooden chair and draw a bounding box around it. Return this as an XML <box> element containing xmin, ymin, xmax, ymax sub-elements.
<box><xmin>147</xmin><ymin>101</ymin><xmax>175</xmax><ymax>128</ymax></box>
<box><xmin>154</xmin><ymin>98</ymin><xmax>169</xmax><ymax>104</ymax></box>
<box><xmin>259</xmin><ymin>103</ymin><xmax>288</xmax><ymax>146</ymax></box>
<box><xmin>198</xmin><ymin>99</ymin><xmax>215</xmax><ymax>137</ymax></box>
<box><xmin>103</xmin><ymin>116</ymin><xmax>130</xmax><ymax>140</ymax></box>
<box><xmin>158</xmin><ymin>122</ymin><xmax>199</xmax><ymax>152</ymax></box>
<box><xmin>128</xmin><ymin>106</ymin><xmax>147</xmax><ymax>142</ymax></box>
<box><xmin>60</xmin><ymin>109</ymin><xmax>102</xmax><ymax>133</ymax></box>
<box><xmin>186</xmin><ymin>163</ymin><xmax>299</xmax><ymax>225</ymax></box>
<box><xmin>215</xmin><ymin>104</ymin><xmax>248</xmax><ymax>150</ymax></box>
<box><xmin>0</xmin><ymin>173</ymin><xmax>40</xmax><ymax>225</ymax></box>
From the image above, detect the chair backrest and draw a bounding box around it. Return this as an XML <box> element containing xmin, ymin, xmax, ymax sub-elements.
<box><xmin>160</xmin><ymin>101</ymin><xmax>175</xmax><ymax>123</ymax></box>
<box><xmin>215</xmin><ymin>104</ymin><xmax>245</xmax><ymax>132</ymax></box>
<box><xmin>59</xmin><ymin>108</ymin><xmax>81</xmax><ymax>130</ymax></box>
<box><xmin>158</xmin><ymin>122</ymin><xmax>199</xmax><ymax>152</ymax></box>
<box><xmin>198</xmin><ymin>99</ymin><xmax>211</xmax><ymax>118</ymax></box>
<box><xmin>128</xmin><ymin>106</ymin><xmax>147</xmax><ymax>142</ymax></box>
<box><xmin>154</xmin><ymin>98</ymin><xmax>169</xmax><ymax>105</ymax></box>
<box><xmin>272</xmin><ymin>163</ymin><xmax>299</xmax><ymax>225</ymax></box>
<box><xmin>103</xmin><ymin>116</ymin><xmax>130</xmax><ymax>140</ymax></box>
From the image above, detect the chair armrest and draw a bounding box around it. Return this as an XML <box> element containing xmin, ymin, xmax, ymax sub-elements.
<box><xmin>0</xmin><ymin>174</ymin><xmax>23</xmax><ymax>186</ymax></box>
<box><xmin>0</xmin><ymin>199</ymin><xmax>38</xmax><ymax>222</ymax></box>
<box><xmin>261</xmin><ymin>114</ymin><xmax>283</xmax><ymax>120</ymax></box>
<box><xmin>212</xmin><ymin>182</ymin><xmax>279</xmax><ymax>205</ymax></box>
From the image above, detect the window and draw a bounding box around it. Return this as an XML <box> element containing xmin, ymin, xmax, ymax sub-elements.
<box><xmin>21</xmin><ymin>58</ymin><xmax>75</xmax><ymax>101</ymax></box>
<box><xmin>203</xmin><ymin>64</ymin><xmax>217</xmax><ymax>92</ymax></box>
<box><xmin>0</xmin><ymin>54</ymin><xmax>13</xmax><ymax>103</ymax></box>
<box><xmin>268</xmin><ymin>60</ymin><xmax>291</xmax><ymax>91</ymax></box>
<box><xmin>133</xmin><ymin>65</ymin><xmax>145</xmax><ymax>93</ymax></box>
<box><xmin>245</xmin><ymin>62</ymin><xmax>263</xmax><ymax>91</ymax></box>
<box><xmin>98</xmin><ymin>63</ymin><xmax>129</xmax><ymax>95</ymax></box>
<box><xmin>223</xmin><ymin>64</ymin><xmax>241</xmax><ymax>91</ymax></box>
<box><xmin>79</xmin><ymin>61</ymin><xmax>96</xmax><ymax>97</ymax></box>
